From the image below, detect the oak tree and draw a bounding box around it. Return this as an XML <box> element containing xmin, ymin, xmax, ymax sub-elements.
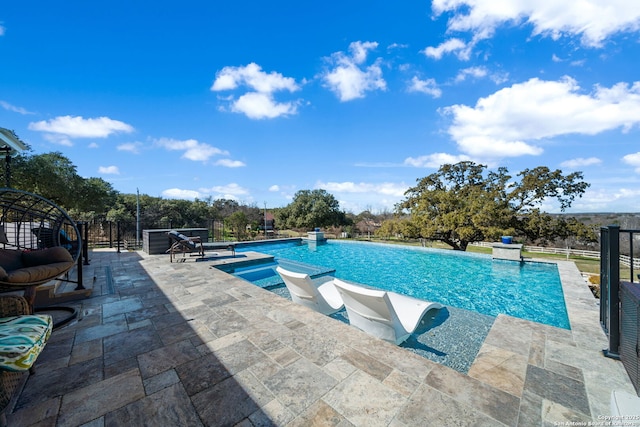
<box><xmin>396</xmin><ymin>162</ymin><xmax>591</xmax><ymax>250</ymax></box>
<box><xmin>277</xmin><ymin>189</ymin><xmax>348</xmax><ymax>230</ymax></box>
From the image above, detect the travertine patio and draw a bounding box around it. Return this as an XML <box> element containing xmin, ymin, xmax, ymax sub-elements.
<box><xmin>5</xmin><ymin>247</ymin><xmax>637</xmax><ymax>426</ymax></box>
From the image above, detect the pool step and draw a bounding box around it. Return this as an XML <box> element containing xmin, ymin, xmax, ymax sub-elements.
<box><xmin>227</xmin><ymin>258</ymin><xmax>336</xmax><ymax>290</ymax></box>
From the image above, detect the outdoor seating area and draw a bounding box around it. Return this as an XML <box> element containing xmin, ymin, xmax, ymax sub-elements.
<box><xmin>0</xmin><ymin>247</ymin><xmax>636</xmax><ymax>426</ymax></box>
<box><xmin>0</xmin><ymin>188</ymin><xmax>86</xmax><ymax>313</ymax></box>
<box><xmin>166</xmin><ymin>230</ymin><xmax>236</xmax><ymax>262</ymax></box>
<box><xmin>0</xmin><ymin>189</ymin><xmax>82</xmax><ymax>261</ymax></box>
<box><xmin>275</xmin><ymin>265</ymin><xmax>445</xmax><ymax>346</ymax></box>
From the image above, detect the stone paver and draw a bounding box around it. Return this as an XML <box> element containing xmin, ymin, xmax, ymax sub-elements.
<box><xmin>4</xmin><ymin>248</ymin><xmax>638</xmax><ymax>426</ymax></box>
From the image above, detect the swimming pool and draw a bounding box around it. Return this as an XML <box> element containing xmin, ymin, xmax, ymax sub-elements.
<box><xmin>231</xmin><ymin>239</ymin><xmax>570</xmax><ymax>329</ymax></box>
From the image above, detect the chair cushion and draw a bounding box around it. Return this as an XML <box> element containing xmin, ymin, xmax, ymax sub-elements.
<box><xmin>0</xmin><ymin>249</ymin><xmax>23</xmax><ymax>273</ymax></box>
<box><xmin>22</xmin><ymin>247</ymin><xmax>74</xmax><ymax>267</ymax></box>
<box><xmin>0</xmin><ymin>314</ymin><xmax>52</xmax><ymax>371</ymax></box>
<box><xmin>5</xmin><ymin>261</ymin><xmax>74</xmax><ymax>283</ymax></box>
<box><xmin>168</xmin><ymin>231</ymin><xmax>198</xmax><ymax>249</ymax></box>
<box><xmin>0</xmin><ymin>248</ymin><xmax>74</xmax><ymax>284</ymax></box>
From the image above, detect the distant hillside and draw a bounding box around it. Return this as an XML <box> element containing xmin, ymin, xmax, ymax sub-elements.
<box><xmin>558</xmin><ymin>213</ymin><xmax>640</xmax><ymax>229</ymax></box>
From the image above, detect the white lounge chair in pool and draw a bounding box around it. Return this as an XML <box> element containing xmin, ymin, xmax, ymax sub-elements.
<box><xmin>333</xmin><ymin>278</ymin><xmax>443</xmax><ymax>345</ymax></box>
<box><xmin>275</xmin><ymin>266</ymin><xmax>344</xmax><ymax>315</ymax></box>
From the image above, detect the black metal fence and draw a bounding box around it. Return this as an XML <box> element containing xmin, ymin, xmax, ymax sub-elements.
<box><xmin>601</xmin><ymin>225</ymin><xmax>622</xmax><ymax>358</ymax></box>
<box><xmin>600</xmin><ymin>225</ymin><xmax>640</xmax><ymax>394</ymax></box>
<box><xmin>80</xmin><ymin>219</ymin><xmax>235</xmax><ymax>250</ymax></box>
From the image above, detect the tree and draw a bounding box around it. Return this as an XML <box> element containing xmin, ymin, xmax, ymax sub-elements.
<box><xmin>276</xmin><ymin>189</ymin><xmax>348</xmax><ymax>230</ymax></box>
<box><xmin>561</xmin><ymin>216</ymin><xmax>598</xmax><ymax>247</ymax></box>
<box><xmin>11</xmin><ymin>151</ymin><xmax>85</xmax><ymax>208</ymax></box>
<box><xmin>397</xmin><ymin>162</ymin><xmax>590</xmax><ymax>251</ymax></box>
<box><xmin>210</xmin><ymin>199</ymin><xmax>240</xmax><ymax>219</ymax></box>
<box><xmin>225</xmin><ymin>211</ymin><xmax>248</xmax><ymax>240</ymax></box>
<box><xmin>72</xmin><ymin>178</ymin><xmax>119</xmax><ymax>216</ymax></box>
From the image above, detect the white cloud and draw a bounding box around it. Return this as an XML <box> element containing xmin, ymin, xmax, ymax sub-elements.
<box><xmin>454</xmin><ymin>66</ymin><xmax>487</xmax><ymax>82</ymax></box>
<box><xmin>454</xmin><ymin>66</ymin><xmax>508</xmax><ymax>84</ymax></box>
<box><xmin>269</xmin><ymin>185</ymin><xmax>280</xmax><ymax>192</ymax></box>
<box><xmin>155</xmin><ymin>137</ymin><xmax>228</xmax><ymax>162</ymax></box>
<box><xmin>98</xmin><ymin>165</ymin><xmax>120</xmax><ymax>175</ymax></box>
<box><xmin>42</xmin><ymin>133</ymin><xmax>73</xmax><ymax>146</ymax></box>
<box><xmin>88</xmin><ymin>142</ymin><xmax>99</xmax><ymax>148</ymax></box>
<box><xmin>162</xmin><ymin>188</ymin><xmax>202</xmax><ymax>200</ymax></box>
<box><xmin>160</xmin><ymin>183</ymin><xmax>254</xmax><ymax>203</ymax></box>
<box><xmin>422</xmin><ymin>38</ymin><xmax>471</xmax><ymax>61</ymax></box>
<box><xmin>404</xmin><ymin>153</ymin><xmax>472</xmax><ymax>168</ymax></box>
<box><xmin>572</xmin><ymin>187</ymin><xmax>640</xmax><ymax>211</ymax></box>
<box><xmin>117</xmin><ymin>142</ymin><xmax>143</xmax><ymax>154</ymax></box>
<box><xmin>162</xmin><ymin>184</ymin><xmax>253</xmax><ymax>201</ymax></box>
<box><xmin>215</xmin><ymin>159</ymin><xmax>246</xmax><ymax>168</ymax></box>
<box><xmin>211</xmin><ymin>63</ymin><xmax>301</xmax><ymax>119</ymax></box>
<box><xmin>443</xmin><ymin>77</ymin><xmax>640</xmax><ymax>159</ymax></box>
<box><xmin>431</xmin><ymin>0</ymin><xmax>640</xmax><ymax>49</ymax></box>
<box><xmin>0</xmin><ymin>100</ymin><xmax>33</xmax><ymax>115</ymax></box>
<box><xmin>210</xmin><ymin>183</ymin><xmax>248</xmax><ymax>195</ymax></box>
<box><xmin>0</xmin><ymin>24</ymin><xmax>5</xmax><ymax>36</ymax></box>
<box><xmin>316</xmin><ymin>181</ymin><xmax>408</xmax><ymax>198</ymax></box>
<box><xmin>211</xmin><ymin>63</ymin><xmax>299</xmax><ymax>93</ymax></box>
<box><xmin>560</xmin><ymin>157</ymin><xmax>602</xmax><ymax>169</ymax></box>
<box><xmin>322</xmin><ymin>41</ymin><xmax>387</xmax><ymax>102</ymax></box>
<box><xmin>230</xmin><ymin>92</ymin><xmax>299</xmax><ymax>119</ymax></box>
<box><xmin>408</xmin><ymin>77</ymin><xmax>442</xmax><ymax>98</ymax></box>
<box><xmin>28</xmin><ymin>115</ymin><xmax>134</xmax><ymax>140</ymax></box>
<box><xmin>198</xmin><ymin>183</ymin><xmax>250</xmax><ymax>200</ymax></box>
<box><xmin>623</xmin><ymin>152</ymin><xmax>640</xmax><ymax>173</ymax></box>
<box><xmin>349</xmin><ymin>41</ymin><xmax>378</xmax><ymax>64</ymax></box>
<box><xmin>617</xmin><ymin>188</ymin><xmax>640</xmax><ymax>203</ymax></box>
<box><xmin>387</xmin><ymin>43</ymin><xmax>408</xmax><ymax>51</ymax></box>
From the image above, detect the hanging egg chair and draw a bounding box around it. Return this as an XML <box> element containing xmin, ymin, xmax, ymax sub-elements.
<box><xmin>0</xmin><ymin>188</ymin><xmax>81</xmax><ymax>311</ymax></box>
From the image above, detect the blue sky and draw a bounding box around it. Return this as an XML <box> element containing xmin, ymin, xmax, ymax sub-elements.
<box><xmin>1</xmin><ymin>1</ymin><xmax>640</xmax><ymax>214</ymax></box>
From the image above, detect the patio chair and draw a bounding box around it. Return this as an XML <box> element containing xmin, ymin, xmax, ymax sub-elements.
<box><xmin>166</xmin><ymin>230</ymin><xmax>235</xmax><ymax>262</ymax></box>
<box><xmin>31</xmin><ymin>227</ymin><xmax>79</xmax><ymax>257</ymax></box>
<box><xmin>333</xmin><ymin>278</ymin><xmax>443</xmax><ymax>345</ymax></box>
<box><xmin>0</xmin><ymin>246</ymin><xmax>75</xmax><ymax>311</ymax></box>
<box><xmin>0</xmin><ymin>295</ymin><xmax>53</xmax><ymax>426</ymax></box>
<box><xmin>275</xmin><ymin>266</ymin><xmax>344</xmax><ymax>315</ymax></box>
<box><xmin>0</xmin><ymin>189</ymin><xmax>84</xmax><ymax>327</ymax></box>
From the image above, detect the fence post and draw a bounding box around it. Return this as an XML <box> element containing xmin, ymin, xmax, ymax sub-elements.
<box><xmin>602</xmin><ymin>225</ymin><xmax>621</xmax><ymax>359</ymax></box>
<box><xmin>117</xmin><ymin>221</ymin><xmax>121</xmax><ymax>253</ymax></box>
<box><xmin>82</xmin><ymin>221</ymin><xmax>90</xmax><ymax>265</ymax></box>
<box><xmin>630</xmin><ymin>232</ymin><xmax>635</xmax><ymax>283</ymax></box>
<box><xmin>75</xmin><ymin>221</ymin><xmax>85</xmax><ymax>290</ymax></box>
<box><xmin>600</xmin><ymin>227</ymin><xmax>609</xmax><ymax>331</ymax></box>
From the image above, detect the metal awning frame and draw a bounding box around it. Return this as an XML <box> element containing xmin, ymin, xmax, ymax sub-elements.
<box><xmin>0</xmin><ymin>127</ymin><xmax>27</xmax><ymax>187</ymax></box>
<box><xmin>0</xmin><ymin>127</ymin><xmax>27</xmax><ymax>153</ymax></box>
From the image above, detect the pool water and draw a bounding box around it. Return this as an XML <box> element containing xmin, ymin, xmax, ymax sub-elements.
<box><xmin>233</xmin><ymin>240</ymin><xmax>570</xmax><ymax>329</ymax></box>
<box><xmin>228</xmin><ymin>258</ymin><xmax>335</xmax><ymax>288</ymax></box>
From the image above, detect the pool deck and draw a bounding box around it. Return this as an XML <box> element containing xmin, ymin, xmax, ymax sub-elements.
<box><xmin>5</xmin><ymin>248</ymin><xmax>637</xmax><ymax>426</ymax></box>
